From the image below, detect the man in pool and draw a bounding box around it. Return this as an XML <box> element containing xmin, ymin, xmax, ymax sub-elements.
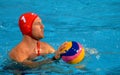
<box><xmin>9</xmin><ymin>12</ymin><xmax>66</xmax><ymax>68</ymax></box>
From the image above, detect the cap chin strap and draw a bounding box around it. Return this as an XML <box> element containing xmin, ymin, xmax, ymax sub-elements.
<box><xmin>34</xmin><ymin>41</ymin><xmax>41</xmax><ymax>56</ymax></box>
<box><xmin>35</xmin><ymin>41</ymin><xmax>41</xmax><ymax>56</ymax></box>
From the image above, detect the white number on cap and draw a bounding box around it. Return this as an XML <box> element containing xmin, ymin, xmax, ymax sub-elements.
<box><xmin>21</xmin><ymin>16</ymin><xmax>26</xmax><ymax>23</ymax></box>
<box><xmin>32</xmin><ymin>13</ymin><xmax>34</xmax><ymax>15</ymax></box>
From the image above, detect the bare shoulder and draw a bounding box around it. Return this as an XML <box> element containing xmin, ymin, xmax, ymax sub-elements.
<box><xmin>9</xmin><ymin>44</ymin><xmax>19</xmax><ymax>57</ymax></box>
<box><xmin>9</xmin><ymin>43</ymin><xmax>28</xmax><ymax>62</ymax></box>
<box><xmin>40</xmin><ymin>41</ymin><xmax>55</xmax><ymax>53</ymax></box>
<box><xmin>40</xmin><ymin>42</ymin><xmax>50</xmax><ymax>46</ymax></box>
<box><xmin>9</xmin><ymin>45</ymin><xmax>20</xmax><ymax>61</ymax></box>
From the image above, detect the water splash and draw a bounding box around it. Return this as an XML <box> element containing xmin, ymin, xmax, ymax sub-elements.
<box><xmin>85</xmin><ymin>48</ymin><xmax>100</xmax><ymax>60</ymax></box>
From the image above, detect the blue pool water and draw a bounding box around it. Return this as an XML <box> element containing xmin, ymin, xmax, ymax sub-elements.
<box><xmin>0</xmin><ymin>0</ymin><xmax>120</xmax><ymax>75</ymax></box>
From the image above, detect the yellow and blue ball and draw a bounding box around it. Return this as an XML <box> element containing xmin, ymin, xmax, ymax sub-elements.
<box><xmin>61</xmin><ymin>41</ymin><xmax>85</xmax><ymax>64</ymax></box>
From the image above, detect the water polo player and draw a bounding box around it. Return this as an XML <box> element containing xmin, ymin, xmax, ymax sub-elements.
<box><xmin>9</xmin><ymin>12</ymin><xmax>66</xmax><ymax>68</ymax></box>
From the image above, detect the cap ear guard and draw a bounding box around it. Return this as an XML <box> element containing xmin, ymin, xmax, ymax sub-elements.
<box><xmin>19</xmin><ymin>12</ymin><xmax>38</xmax><ymax>37</ymax></box>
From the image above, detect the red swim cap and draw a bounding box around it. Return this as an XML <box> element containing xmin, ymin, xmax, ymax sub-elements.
<box><xmin>19</xmin><ymin>12</ymin><xmax>38</xmax><ymax>37</ymax></box>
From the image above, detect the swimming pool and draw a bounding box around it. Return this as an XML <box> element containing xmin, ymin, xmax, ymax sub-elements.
<box><xmin>0</xmin><ymin>0</ymin><xmax>120</xmax><ymax>75</ymax></box>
